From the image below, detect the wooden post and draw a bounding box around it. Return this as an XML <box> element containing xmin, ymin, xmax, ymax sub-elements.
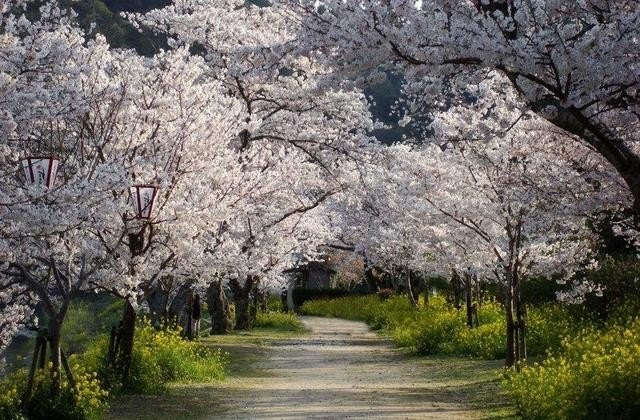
<box><xmin>37</xmin><ymin>328</ymin><xmax>47</xmax><ymax>370</ymax></box>
<box><xmin>22</xmin><ymin>332</ymin><xmax>44</xmax><ymax>409</ymax></box>
<box><xmin>60</xmin><ymin>350</ymin><xmax>76</xmax><ymax>391</ymax></box>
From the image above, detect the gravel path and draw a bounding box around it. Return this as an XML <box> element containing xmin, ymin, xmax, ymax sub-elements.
<box><xmin>210</xmin><ymin>316</ymin><xmax>485</xmax><ymax>419</ymax></box>
<box><xmin>108</xmin><ymin>316</ymin><xmax>505</xmax><ymax>419</ymax></box>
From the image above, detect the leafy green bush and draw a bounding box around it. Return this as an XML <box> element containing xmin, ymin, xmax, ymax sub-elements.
<box><xmin>266</xmin><ymin>294</ymin><xmax>285</xmax><ymax>312</ymax></box>
<box><xmin>291</xmin><ymin>288</ymin><xmax>360</xmax><ymax>309</ymax></box>
<box><xmin>254</xmin><ymin>311</ymin><xmax>304</xmax><ymax>331</ymax></box>
<box><xmin>503</xmin><ymin>318</ymin><xmax>640</xmax><ymax>420</ymax></box>
<box><xmin>81</xmin><ymin>321</ymin><xmax>228</xmax><ymax>394</ymax></box>
<box><xmin>0</xmin><ymin>362</ymin><xmax>108</xmax><ymax>420</ymax></box>
<box><xmin>302</xmin><ymin>295</ymin><xmax>572</xmax><ymax>359</ymax></box>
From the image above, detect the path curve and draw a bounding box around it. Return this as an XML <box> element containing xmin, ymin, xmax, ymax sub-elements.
<box><xmin>213</xmin><ymin>316</ymin><xmax>485</xmax><ymax>419</ymax></box>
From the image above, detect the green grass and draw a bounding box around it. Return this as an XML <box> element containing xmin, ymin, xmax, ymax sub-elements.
<box><xmin>253</xmin><ymin>311</ymin><xmax>305</xmax><ymax>331</ymax></box>
<box><xmin>105</xmin><ymin>325</ymin><xmax>305</xmax><ymax>420</ymax></box>
<box><xmin>78</xmin><ymin>321</ymin><xmax>228</xmax><ymax>395</ymax></box>
<box><xmin>410</xmin><ymin>355</ymin><xmax>517</xmax><ymax>419</ymax></box>
<box><xmin>302</xmin><ymin>295</ymin><xmax>572</xmax><ymax>360</ymax></box>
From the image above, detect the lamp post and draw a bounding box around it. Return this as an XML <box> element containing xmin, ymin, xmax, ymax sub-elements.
<box><xmin>116</xmin><ymin>184</ymin><xmax>160</xmax><ymax>381</ymax></box>
<box><xmin>130</xmin><ymin>185</ymin><xmax>159</xmax><ymax>220</ymax></box>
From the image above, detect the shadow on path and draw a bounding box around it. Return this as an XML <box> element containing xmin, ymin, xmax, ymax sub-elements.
<box><xmin>107</xmin><ymin>316</ymin><xmax>514</xmax><ymax>420</ymax></box>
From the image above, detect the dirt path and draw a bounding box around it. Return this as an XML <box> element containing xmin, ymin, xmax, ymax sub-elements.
<box><xmin>108</xmin><ymin>316</ymin><xmax>510</xmax><ymax>419</ymax></box>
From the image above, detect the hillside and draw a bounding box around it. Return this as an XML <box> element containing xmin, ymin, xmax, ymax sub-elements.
<box><xmin>69</xmin><ymin>0</ymin><xmax>168</xmax><ymax>55</ymax></box>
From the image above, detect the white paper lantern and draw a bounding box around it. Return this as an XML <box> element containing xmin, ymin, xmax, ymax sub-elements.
<box><xmin>22</xmin><ymin>156</ymin><xmax>59</xmax><ymax>188</ymax></box>
<box><xmin>130</xmin><ymin>185</ymin><xmax>159</xmax><ymax>219</ymax></box>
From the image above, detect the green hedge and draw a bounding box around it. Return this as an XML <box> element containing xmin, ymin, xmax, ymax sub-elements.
<box><xmin>254</xmin><ymin>311</ymin><xmax>305</xmax><ymax>331</ymax></box>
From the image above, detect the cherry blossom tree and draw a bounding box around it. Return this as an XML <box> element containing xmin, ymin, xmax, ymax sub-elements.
<box><xmin>277</xmin><ymin>0</ymin><xmax>639</xmax><ymax>223</ymax></box>
<box><xmin>0</xmin><ymin>2</ymin><xmax>133</xmax><ymax>390</ymax></box>
<box><xmin>330</xmin><ymin>102</ymin><xmax>616</xmax><ymax>365</ymax></box>
<box><xmin>0</xmin><ymin>0</ymin><xmax>248</xmax><ymax>385</ymax></box>
<box><xmin>131</xmin><ymin>0</ymin><xmax>381</xmax><ymax>330</ymax></box>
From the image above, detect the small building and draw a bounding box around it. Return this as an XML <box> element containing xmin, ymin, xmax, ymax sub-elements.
<box><xmin>287</xmin><ymin>261</ymin><xmax>337</xmax><ymax>289</ymax></box>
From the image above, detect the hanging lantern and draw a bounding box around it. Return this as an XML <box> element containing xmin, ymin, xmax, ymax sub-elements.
<box><xmin>130</xmin><ymin>185</ymin><xmax>159</xmax><ymax>219</ymax></box>
<box><xmin>22</xmin><ymin>156</ymin><xmax>59</xmax><ymax>188</ymax></box>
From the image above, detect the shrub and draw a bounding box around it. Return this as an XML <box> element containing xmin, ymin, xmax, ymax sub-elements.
<box><xmin>449</xmin><ymin>317</ymin><xmax>505</xmax><ymax>359</ymax></box>
<box><xmin>291</xmin><ymin>288</ymin><xmax>360</xmax><ymax>309</ymax></box>
<box><xmin>302</xmin><ymin>295</ymin><xmax>573</xmax><ymax>359</ymax></box>
<box><xmin>81</xmin><ymin>321</ymin><xmax>228</xmax><ymax>394</ymax></box>
<box><xmin>503</xmin><ymin>318</ymin><xmax>640</xmax><ymax>420</ymax></box>
<box><xmin>254</xmin><ymin>311</ymin><xmax>304</xmax><ymax>331</ymax></box>
<box><xmin>266</xmin><ymin>294</ymin><xmax>285</xmax><ymax>312</ymax></box>
<box><xmin>0</xmin><ymin>363</ymin><xmax>108</xmax><ymax>420</ymax></box>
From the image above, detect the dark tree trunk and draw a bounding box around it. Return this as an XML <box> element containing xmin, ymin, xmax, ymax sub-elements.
<box><xmin>364</xmin><ymin>262</ymin><xmax>382</xmax><ymax>292</ymax></box>
<box><xmin>235</xmin><ymin>297</ymin><xmax>250</xmax><ymax>330</ymax></box>
<box><xmin>207</xmin><ymin>279</ymin><xmax>230</xmax><ymax>334</ymax></box>
<box><xmin>146</xmin><ymin>280</ymin><xmax>169</xmax><ymax>327</ymax></box>
<box><xmin>464</xmin><ymin>272</ymin><xmax>474</xmax><ymax>328</ymax></box>
<box><xmin>119</xmin><ymin>227</ymin><xmax>145</xmax><ymax>382</ymax></box>
<box><xmin>47</xmin><ymin>320</ymin><xmax>62</xmax><ymax>396</ymax></box>
<box><xmin>117</xmin><ymin>300</ymin><xmax>136</xmax><ymax>381</ymax></box>
<box><xmin>505</xmin><ymin>287</ymin><xmax>516</xmax><ymax>368</ymax></box>
<box><xmin>230</xmin><ymin>275</ymin><xmax>258</xmax><ymax>330</ymax></box>
<box><xmin>423</xmin><ymin>278</ymin><xmax>430</xmax><ymax>306</ymax></box>
<box><xmin>168</xmin><ymin>284</ymin><xmax>191</xmax><ymax>324</ymax></box>
<box><xmin>249</xmin><ymin>288</ymin><xmax>259</xmax><ymax>323</ymax></box>
<box><xmin>406</xmin><ymin>269</ymin><xmax>418</xmax><ymax>307</ymax></box>
<box><xmin>514</xmin><ymin>283</ymin><xmax>527</xmax><ymax>363</ymax></box>
<box><xmin>450</xmin><ymin>270</ymin><xmax>463</xmax><ymax>309</ymax></box>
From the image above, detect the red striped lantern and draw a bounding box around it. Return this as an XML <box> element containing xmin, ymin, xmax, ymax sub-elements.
<box><xmin>130</xmin><ymin>185</ymin><xmax>159</xmax><ymax>219</ymax></box>
<box><xmin>22</xmin><ymin>157</ymin><xmax>59</xmax><ymax>188</ymax></box>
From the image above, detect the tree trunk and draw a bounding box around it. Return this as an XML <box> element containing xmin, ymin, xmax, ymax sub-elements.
<box><xmin>363</xmin><ymin>259</ymin><xmax>381</xmax><ymax>292</ymax></box>
<box><xmin>47</xmin><ymin>320</ymin><xmax>62</xmax><ymax>397</ymax></box>
<box><xmin>286</xmin><ymin>280</ymin><xmax>295</xmax><ymax>312</ymax></box>
<box><xmin>146</xmin><ymin>281</ymin><xmax>169</xmax><ymax>327</ymax></box>
<box><xmin>168</xmin><ymin>284</ymin><xmax>191</xmax><ymax>325</ymax></box>
<box><xmin>230</xmin><ymin>275</ymin><xmax>258</xmax><ymax>330</ymax></box>
<box><xmin>249</xmin><ymin>287</ymin><xmax>259</xmax><ymax>323</ymax></box>
<box><xmin>450</xmin><ymin>270</ymin><xmax>463</xmax><ymax>309</ymax></box>
<box><xmin>117</xmin><ymin>300</ymin><xmax>136</xmax><ymax>382</ymax></box>
<box><xmin>464</xmin><ymin>272</ymin><xmax>474</xmax><ymax>328</ymax></box>
<box><xmin>505</xmin><ymin>288</ymin><xmax>516</xmax><ymax>368</ymax></box>
<box><xmin>423</xmin><ymin>278</ymin><xmax>430</xmax><ymax>306</ymax></box>
<box><xmin>207</xmin><ymin>279</ymin><xmax>230</xmax><ymax>334</ymax></box>
<box><xmin>472</xmin><ymin>274</ymin><xmax>480</xmax><ymax>327</ymax></box>
<box><xmin>515</xmin><ymin>284</ymin><xmax>527</xmax><ymax>364</ymax></box>
<box><xmin>406</xmin><ymin>269</ymin><xmax>418</xmax><ymax>307</ymax></box>
<box><xmin>235</xmin><ymin>296</ymin><xmax>250</xmax><ymax>330</ymax></box>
